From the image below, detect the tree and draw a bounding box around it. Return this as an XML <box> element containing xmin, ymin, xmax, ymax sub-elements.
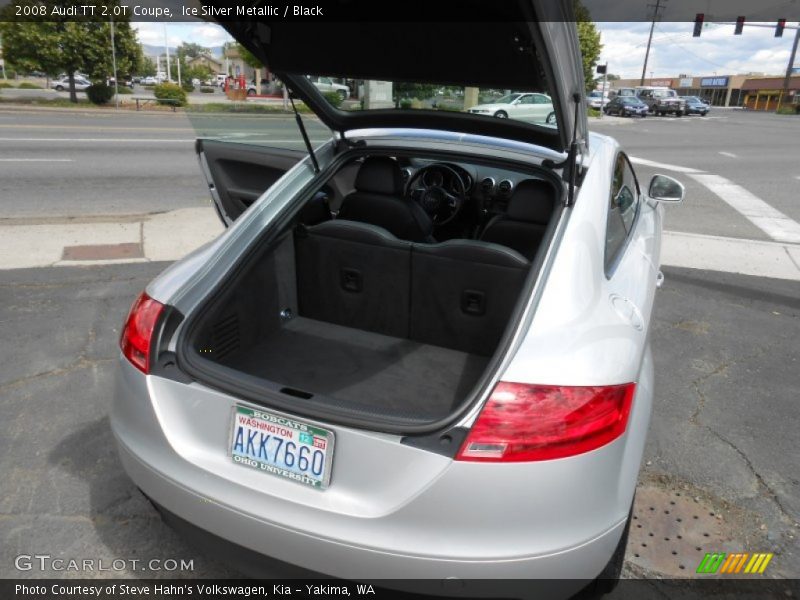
<box><xmin>393</xmin><ymin>83</ymin><xmax>439</xmax><ymax>107</ymax></box>
<box><xmin>139</xmin><ymin>56</ymin><xmax>157</xmax><ymax>77</ymax></box>
<box><xmin>574</xmin><ymin>0</ymin><xmax>602</xmax><ymax>93</ymax></box>
<box><xmin>177</xmin><ymin>42</ymin><xmax>210</xmax><ymax>60</ymax></box>
<box><xmin>0</xmin><ymin>0</ymin><xmax>141</xmax><ymax>102</ymax></box>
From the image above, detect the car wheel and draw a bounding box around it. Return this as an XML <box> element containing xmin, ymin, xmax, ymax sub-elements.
<box><xmin>676</xmin><ymin>111</ymin><xmax>684</xmax><ymax>117</ymax></box>
<box><xmin>494</xmin><ymin>110</ymin><xmax>508</xmax><ymax>118</ymax></box>
<box><xmin>55</xmin><ymin>85</ymin><xmax>64</xmax><ymax>91</ymax></box>
<box><xmin>658</xmin><ymin>111</ymin><xmax>666</xmax><ymax>116</ymax></box>
<box><xmin>702</xmin><ymin>111</ymin><xmax>708</xmax><ymax>116</ymax></box>
<box><xmin>545</xmin><ymin>111</ymin><xmax>556</xmax><ymax>124</ymax></box>
<box><xmin>338</xmin><ymin>90</ymin><xmax>348</xmax><ymax>101</ymax></box>
<box><xmin>247</xmin><ymin>89</ymin><xmax>256</xmax><ymax>96</ymax></box>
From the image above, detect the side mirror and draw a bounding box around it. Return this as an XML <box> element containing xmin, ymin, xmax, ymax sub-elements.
<box><xmin>648</xmin><ymin>174</ymin><xmax>685</xmax><ymax>204</ymax></box>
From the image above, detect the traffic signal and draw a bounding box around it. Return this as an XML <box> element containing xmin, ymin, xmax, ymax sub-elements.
<box><xmin>775</xmin><ymin>19</ymin><xmax>786</xmax><ymax>37</ymax></box>
<box><xmin>596</xmin><ymin>64</ymin><xmax>607</xmax><ymax>75</ymax></box>
<box><xmin>693</xmin><ymin>13</ymin><xmax>704</xmax><ymax>37</ymax></box>
<box><xmin>735</xmin><ymin>16</ymin><xmax>745</xmax><ymax>35</ymax></box>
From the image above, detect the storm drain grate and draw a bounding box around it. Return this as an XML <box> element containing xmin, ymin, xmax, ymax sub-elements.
<box><xmin>627</xmin><ymin>485</ymin><xmax>740</xmax><ymax>577</ymax></box>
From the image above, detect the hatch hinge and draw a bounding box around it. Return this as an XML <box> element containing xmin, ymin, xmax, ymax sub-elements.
<box><xmin>288</xmin><ymin>92</ymin><xmax>320</xmax><ymax>174</ymax></box>
<box><xmin>543</xmin><ymin>92</ymin><xmax>583</xmax><ymax>207</ymax></box>
<box><xmin>336</xmin><ymin>130</ymin><xmax>366</xmax><ymax>152</ymax></box>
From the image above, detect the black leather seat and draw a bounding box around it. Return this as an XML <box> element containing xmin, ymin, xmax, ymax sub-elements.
<box><xmin>480</xmin><ymin>179</ymin><xmax>556</xmax><ymax>260</ymax></box>
<box><xmin>295</xmin><ymin>220</ymin><xmax>412</xmax><ymax>338</ymax></box>
<box><xmin>337</xmin><ymin>157</ymin><xmax>434</xmax><ymax>243</ymax></box>
<box><xmin>410</xmin><ymin>240</ymin><xmax>529</xmax><ymax>355</ymax></box>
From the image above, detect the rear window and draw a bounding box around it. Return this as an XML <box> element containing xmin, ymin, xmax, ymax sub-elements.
<box><xmin>303</xmin><ymin>74</ymin><xmax>558</xmax><ymax>129</ymax></box>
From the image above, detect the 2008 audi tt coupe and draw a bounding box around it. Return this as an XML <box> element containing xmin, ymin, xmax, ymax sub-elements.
<box><xmin>111</xmin><ymin>2</ymin><xmax>684</xmax><ymax>597</ymax></box>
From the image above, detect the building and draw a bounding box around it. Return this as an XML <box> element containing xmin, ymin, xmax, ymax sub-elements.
<box><xmin>610</xmin><ymin>74</ymin><xmax>756</xmax><ymax>107</ymax></box>
<box><xmin>740</xmin><ymin>76</ymin><xmax>800</xmax><ymax>111</ymax></box>
<box><xmin>186</xmin><ymin>54</ymin><xmax>223</xmax><ymax>75</ymax></box>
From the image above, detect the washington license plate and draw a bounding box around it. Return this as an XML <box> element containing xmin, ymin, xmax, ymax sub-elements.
<box><xmin>229</xmin><ymin>405</ymin><xmax>334</xmax><ymax>489</ymax></box>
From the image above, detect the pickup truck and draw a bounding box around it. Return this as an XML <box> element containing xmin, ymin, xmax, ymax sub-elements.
<box><xmin>636</xmin><ymin>87</ymin><xmax>686</xmax><ymax>117</ymax></box>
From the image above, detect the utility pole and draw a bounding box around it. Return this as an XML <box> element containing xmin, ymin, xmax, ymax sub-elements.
<box><xmin>641</xmin><ymin>0</ymin><xmax>666</xmax><ymax>86</ymax></box>
<box><xmin>779</xmin><ymin>25</ymin><xmax>800</xmax><ymax>110</ymax></box>
<box><xmin>164</xmin><ymin>24</ymin><xmax>171</xmax><ymax>82</ymax></box>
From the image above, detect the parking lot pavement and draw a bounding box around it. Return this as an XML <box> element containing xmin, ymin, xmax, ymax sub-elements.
<box><xmin>0</xmin><ymin>262</ymin><xmax>797</xmax><ymax>579</ymax></box>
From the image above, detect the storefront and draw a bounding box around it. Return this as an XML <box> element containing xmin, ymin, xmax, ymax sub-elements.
<box><xmin>741</xmin><ymin>76</ymin><xmax>800</xmax><ymax>111</ymax></box>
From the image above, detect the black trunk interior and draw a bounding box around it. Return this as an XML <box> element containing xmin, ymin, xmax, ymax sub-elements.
<box><xmin>190</xmin><ymin>223</ymin><xmax>530</xmax><ymax>421</ymax></box>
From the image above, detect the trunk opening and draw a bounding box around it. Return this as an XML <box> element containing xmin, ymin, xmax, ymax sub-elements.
<box><xmin>176</xmin><ymin>151</ymin><xmax>564</xmax><ymax>434</ymax></box>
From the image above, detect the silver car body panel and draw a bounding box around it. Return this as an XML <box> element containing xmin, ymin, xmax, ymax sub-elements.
<box><xmin>114</xmin><ymin>126</ymin><xmax>660</xmax><ymax>587</ymax></box>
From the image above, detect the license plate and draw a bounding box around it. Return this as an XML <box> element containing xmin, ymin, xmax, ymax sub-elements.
<box><xmin>229</xmin><ymin>405</ymin><xmax>334</xmax><ymax>489</ymax></box>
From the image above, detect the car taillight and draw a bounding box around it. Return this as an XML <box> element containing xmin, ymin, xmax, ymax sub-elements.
<box><xmin>120</xmin><ymin>292</ymin><xmax>164</xmax><ymax>374</ymax></box>
<box><xmin>456</xmin><ymin>382</ymin><xmax>635</xmax><ymax>462</ymax></box>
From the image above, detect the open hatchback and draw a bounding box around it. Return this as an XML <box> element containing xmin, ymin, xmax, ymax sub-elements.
<box><xmin>112</xmin><ymin>1</ymin><xmax>678</xmax><ymax>593</ymax></box>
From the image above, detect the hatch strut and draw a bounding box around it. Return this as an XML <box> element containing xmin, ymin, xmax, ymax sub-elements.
<box><xmin>288</xmin><ymin>92</ymin><xmax>320</xmax><ymax>174</ymax></box>
<box><xmin>543</xmin><ymin>92</ymin><xmax>582</xmax><ymax>207</ymax></box>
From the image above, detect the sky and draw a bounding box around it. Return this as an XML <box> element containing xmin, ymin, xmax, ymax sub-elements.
<box><xmin>132</xmin><ymin>21</ymin><xmax>798</xmax><ymax>79</ymax></box>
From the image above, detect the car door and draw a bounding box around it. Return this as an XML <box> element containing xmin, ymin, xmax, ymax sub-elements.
<box><xmin>197</xmin><ymin>139</ymin><xmax>307</xmax><ymax>226</ymax></box>
<box><xmin>531</xmin><ymin>94</ymin><xmax>552</xmax><ymax>121</ymax></box>
<box><xmin>509</xmin><ymin>94</ymin><xmax>533</xmax><ymax>119</ymax></box>
<box><xmin>603</xmin><ymin>152</ymin><xmax>660</xmax><ymax>363</ymax></box>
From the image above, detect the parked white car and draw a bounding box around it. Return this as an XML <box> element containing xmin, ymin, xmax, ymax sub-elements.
<box><xmin>142</xmin><ymin>76</ymin><xmax>158</xmax><ymax>85</ymax></box>
<box><xmin>307</xmin><ymin>75</ymin><xmax>350</xmax><ymax>99</ymax></box>
<box><xmin>467</xmin><ymin>92</ymin><xmax>556</xmax><ymax>123</ymax></box>
<box><xmin>50</xmin><ymin>76</ymin><xmax>90</xmax><ymax>91</ymax></box>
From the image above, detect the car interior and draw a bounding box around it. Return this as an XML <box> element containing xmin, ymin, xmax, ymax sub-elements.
<box><xmin>186</xmin><ymin>154</ymin><xmax>562</xmax><ymax>423</ymax></box>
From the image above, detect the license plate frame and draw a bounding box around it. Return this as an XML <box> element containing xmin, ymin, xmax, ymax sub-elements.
<box><xmin>228</xmin><ymin>405</ymin><xmax>335</xmax><ymax>490</ymax></box>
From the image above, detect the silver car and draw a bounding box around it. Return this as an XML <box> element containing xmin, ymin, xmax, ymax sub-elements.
<box><xmin>50</xmin><ymin>76</ymin><xmax>91</xmax><ymax>91</ymax></box>
<box><xmin>112</xmin><ymin>4</ymin><xmax>684</xmax><ymax>598</ymax></box>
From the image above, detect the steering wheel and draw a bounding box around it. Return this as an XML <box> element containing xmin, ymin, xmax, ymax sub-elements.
<box><xmin>406</xmin><ymin>164</ymin><xmax>466</xmax><ymax>227</ymax></box>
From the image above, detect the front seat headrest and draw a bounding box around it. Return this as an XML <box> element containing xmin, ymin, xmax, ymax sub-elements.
<box><xmin>506</xmin><ymin>179</ymin><xmax>556</xmax><ymax>224</ymax></box>
<box><xmin>354</xmin><ymin>157</ymin><xmax>403</xmax><ymax>195</ymax></box>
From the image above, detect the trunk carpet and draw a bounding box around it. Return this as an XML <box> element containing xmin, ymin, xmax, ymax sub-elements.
<box><xmin>229</xmin><ymin>317</ymin><xmax>490</xmax><ymax>420</ymax></box>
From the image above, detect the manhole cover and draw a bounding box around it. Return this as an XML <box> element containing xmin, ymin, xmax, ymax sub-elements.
<box><xmin>627</xmin><ymin>484</ymin><xmax>742</xmax><ymax>577</ymax></box>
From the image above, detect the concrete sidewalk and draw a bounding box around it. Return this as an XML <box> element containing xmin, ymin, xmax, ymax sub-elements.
<box><xmin>1</xmin><ymin>207</ymin><xmax>799</xmax><ymax>280</ymax></box>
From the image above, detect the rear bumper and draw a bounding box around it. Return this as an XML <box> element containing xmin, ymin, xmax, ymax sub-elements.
<box><xmin>117</xmin><ymin>436</ymin><xmax>624</xmax><ymax>589</ymax></box>
<box><xmin>111</xmin><ymin>346</ymin><xmax>654</xmax><ymax>591</ymax></box>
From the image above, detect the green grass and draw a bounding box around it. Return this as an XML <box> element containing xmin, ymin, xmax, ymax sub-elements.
<box><xmin>116</xmin><ymin>87</ymin><xmax>133</xmax><ymax>95</ymax></box>
<box><xmin>186</xmin><ymin>102</ymin><xmax>311</xmax><ymax>114</ymax></box>
<box><xmin>588</xmin><ymin>107</ymin><xmax>601</xmax><ymax>118</ymax></box>
<box><xmin>776</xmin><ymin>105</ymin><xmax>800</xmax><ymax>115</ymax></box>
<box><xmin>0</xmin><ymin>82</ymin><xmax>15</xmax><ymax>89</ymax></box>
<box><xmin>17</xmin><ymin>82</ymin><xmax>44</xmax><ymax>89</ymax></box>
<box><xmin>0</xmin><ymin>96</ymin><xmax>93</xmax><ymax>107</ymax></box>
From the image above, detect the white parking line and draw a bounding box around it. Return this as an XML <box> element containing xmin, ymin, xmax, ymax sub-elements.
<box><xmin>628</xmin><ymin>156</ymin><xmax>703</xmax><ymax>174</ymax></box>
<box><xmin>689</xmin><ymin>173</ymin><xmax>800</xmax><ymax>244</ymax></box>
<box><xmin>719</xmin><ymin>151</ymin><xmax>737</xmax><ymax>158</ymax></box>
<box><xmin>0</xmin><ymin>158</ymin><xmax>74</xmax><ymax>162</ymax></box>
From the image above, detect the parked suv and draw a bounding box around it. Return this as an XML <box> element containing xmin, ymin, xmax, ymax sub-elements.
<box><xmin>636</xmin><ymin>87</ymin><xmax>686</xmax><ymax>116</ymax></box>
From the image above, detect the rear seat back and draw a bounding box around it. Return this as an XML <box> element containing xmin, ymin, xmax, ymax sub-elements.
<box><xmin>295</xmin><ymin>220</ymin><xmax>412</xmax><ymax>338</ymax></box>
<box><xmin>295</xmin><ymin>220</ymin><xmax>530</xmax><ymax>355</ymax></box>
<box><xmin>410</xmin><ymin>241</ymin><xmax>529</xmax><ymax>355</ymax></box>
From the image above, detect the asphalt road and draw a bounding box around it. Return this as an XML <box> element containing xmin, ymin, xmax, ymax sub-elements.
<box><xmin>590</xmin><ymin>109</ymin><xmax>800</xmax><ymax>242</ymax></box>
<box><xmin>1</xmin><ymin>107</ymin><xmax>799</xmax><ymax>245</ymax></box>
<box><xmin>0</xmin><ymin>107</ymin><xmax>329</xmax><ymax>219</ymax></box>
<box><xmin>0</xmin><ymin>263</ymin><xmax>797</xmax><ymax>583</ymax></box>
